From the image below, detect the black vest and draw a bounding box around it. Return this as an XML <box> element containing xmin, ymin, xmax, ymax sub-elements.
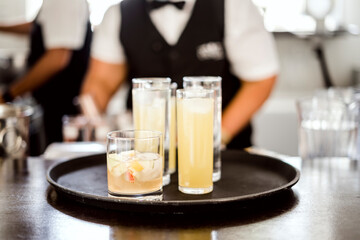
<box><xmin>27</xmin><ymin>21</ymin><xmax>92</xmax><ymax>145</ymax></box>
<box><xmin>120</xmin><ymin>0</ymin><xmax>251</xmax><ymax>149</ymax></box>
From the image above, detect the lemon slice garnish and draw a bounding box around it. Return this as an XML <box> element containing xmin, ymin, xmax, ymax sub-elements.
<box><xmin>129</xmin><ymin>160</ymin><xmax>144</xmax><ymax>172</ymax></box>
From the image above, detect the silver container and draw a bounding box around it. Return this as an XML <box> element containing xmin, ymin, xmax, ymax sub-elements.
<box><xmin>0</xmin><ymin>103</ymin><xmax>33</xmax><ymax>160</ymax></box>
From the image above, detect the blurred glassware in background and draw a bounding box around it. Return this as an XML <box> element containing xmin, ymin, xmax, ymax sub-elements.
<box><xmin>46</xmin><ymin>111</ymin><xmax>132</xmax><ymax>161</ymax></box>
<box><xmin>89</xmin><ymin>115</ymin><xmax>118</xmax><ymax>143</ymax></box>
<box><xmin>0</xmin><ymin>103</ymin><xmax>33</xmax><ymax>161</ymax></box>
<box><xmin>315</xmin><ymin>86</ymin><xmax>357</xmax><ymax>103</ymax></box>
<box><xmin>75</xmin><ymin>93</ymin><xmax>133</xmax><ymax>144</ymax></box>
<box><xmin>62</xmin><ymin>115</ymin><xmax>90</xmax><ymax>142</ymax></box>
<box><xmin>316</xmin><ymin>87</ymin><xmax>360</xmax><ymax>161</ymax></box>
<box><xmin>296</xmin><ymin>88</ymin><xmax>359</xmax><ymax>161</ymax></box>
<box><xmin>62</xmin><ymin>113</ymin><xmax>131</xmax><ymax>144</ymax></box>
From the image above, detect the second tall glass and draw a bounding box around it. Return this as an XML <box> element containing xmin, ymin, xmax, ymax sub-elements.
<box><xmin>132</xmin><ymin>78</ymin><xmax>171</xmax><ymax>186</ymax></box>
<box><xmin>183</xmin><ymin>76</ymin><xmax>222</xmax><ymax>182</ymax></box>
<box><xmin>169</xmin><ymin>82</ymin><xmax>178</xmax><ymax>174</ymax></box>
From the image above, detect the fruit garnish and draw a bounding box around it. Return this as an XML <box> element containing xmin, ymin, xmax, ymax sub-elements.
<box><xmin>126</xmin><ymin>169</ymin><xmax>135</xmax><ymax>183</ymax></box>
<box><xmin>129</xmin><ymin>160</ymin><xmax>144</xmax><ymax>172</ymax></box>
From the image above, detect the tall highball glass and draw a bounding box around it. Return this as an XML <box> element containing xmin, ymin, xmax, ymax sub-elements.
<box><xmin>177</xmin><ymin>88</ymin><xmax>215</xmax><ymax>194</ymax></box>
<box><xmin>183</xmin><ymin>76</ymin><xmax>222</xmax><ymax>182</ymax></box>
<box><xmin>132</xmin><ymin>78</ymin><xmax>171</xmax><ymax>186</ymax></box>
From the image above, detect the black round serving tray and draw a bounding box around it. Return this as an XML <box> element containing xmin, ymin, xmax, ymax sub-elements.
<box><xmin>46</xmin><ymin>150</ymin><xmax>300</xmax><ymax>214</ymax></box>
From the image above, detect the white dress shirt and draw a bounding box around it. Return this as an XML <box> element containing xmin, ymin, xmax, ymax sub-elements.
<box><xmin>37</xmin><ymin>0</ymin><xmax>89</xmax><ymax>50</ymax></box>
<box><xmin>91</xmin><ymin>0</ymin><xmax>279</xmax><ymax>81</ymax></box>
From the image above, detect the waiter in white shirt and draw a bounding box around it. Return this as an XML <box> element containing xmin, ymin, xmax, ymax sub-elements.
<box><xmin>0</xmin><ymin>0</ymin><xmax>92</xmax><ymax>150</ymax></box>
<box><xmin>81</xmin><ymin>0</ymin><xmax>279</xmax><ymax>149</ymax></box>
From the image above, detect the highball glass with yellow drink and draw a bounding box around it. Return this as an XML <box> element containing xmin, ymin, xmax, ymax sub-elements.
<box><xmin>183</xmin><ymin>76</ymin><xmax>222</xmax><ymax>182</ymax></box>
<box><xmin>176</xmin><ymin>89</ymin><xmax>214</xmax><ymax>194</ymax></box>
<box><xmin>169</xmin><ymin>82</ymin><xmax>178</xmax><ymax>174</ymax></box>
<box><xmin>132</xmin><ymin>78</ymin><xmax>171</xmax><ymax>186</ymax></box>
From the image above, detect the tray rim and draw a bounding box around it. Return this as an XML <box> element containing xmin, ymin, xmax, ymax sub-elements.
<box><xmin>46</xmin><ymin>150</ymin><xmax>300</xmax><ymax>207</ymax></box>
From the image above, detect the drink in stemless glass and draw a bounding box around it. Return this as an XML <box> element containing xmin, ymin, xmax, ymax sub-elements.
<box><xmin>169</xmin><ymin>82</ymin><xmax>178</xmax><ymax>174</ymax></box>
<box><xmin>107</xmin><ymin>130</ymin><xmax>163</xmax><ymax>199</ymax></box>
<box><xmin>132</xmin><ymin>78</ymin><xmax>171</xmax><ymax>186</ymax></box>
<box><xmin>177</xmin><ymin>89</ymin><xmax>214</xmax><ymax>194</ymax></box>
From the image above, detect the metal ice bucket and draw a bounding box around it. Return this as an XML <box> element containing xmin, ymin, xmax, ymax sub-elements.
<box><xmin>0</xmin><ymin>103</ymin><xmax>33</xmax><ymax>160</ymax></box>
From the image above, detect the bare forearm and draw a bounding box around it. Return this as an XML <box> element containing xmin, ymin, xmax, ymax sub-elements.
<box><xmin>0</xmin><ymin>22</ymin><xmax>33</xmax><ymax>34</ymax></box>
<box><xmin>222</xmin><ymin>75</ymin><xmax>277</xmax><ymax>141</ymax></box>
<box><xmin>80</xmin><ymin>58</ymin><xmax>127</xmax><ymax>113</ymax></box>
<box><xmin>81</xmin><ymin>74</ymin><xmax>114</xmax><ymax>113</ymax></box>
<box><xmin>9</xmin><ymin>49</ymin><xmax>71</xmax><ymax>97</ymax></box>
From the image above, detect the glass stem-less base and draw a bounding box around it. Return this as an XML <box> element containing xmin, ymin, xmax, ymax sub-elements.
<box><xmin>163</xmin><ymin>173</ymin><xmax>171</xmax><ymax>186</ymax></box>
<box><xmin>178</xmin><ymin>185</ymin><xmax>213</xmax><ymax>195</ymax></box>
<box><xmin>108</xmin><ymin>190</ymin><xmax>163</xmax><ymax>201</ymax></box>
<box><xmin>212</xmin><ymin>170</ymin><xmax>221</xmax><ymax>182</ymax></box>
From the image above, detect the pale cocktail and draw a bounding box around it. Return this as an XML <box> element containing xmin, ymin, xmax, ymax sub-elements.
<box><xmin>177</xmin><ymin>89</ymin><xmax>214</xmax><ymax>194</ymax></box>
<box><xmin>169</xmin><ymin>82</ymin><xmax>178</xmax><ymax>173</ymax></box>
<box><xmin>183</xmin><ymin>76</ymin><xmax>222</xmax><ymax>182</ymax></box>
<box><xmin>107</xmin><ymin>130</ymin><xmax>163</xmax><ymax>199</ymax></box>
<box><xmin>107</xmin><ymin>151</ymin><xmax>163</xmax><ymax>195</ymax></box>
<box><xmin>132</xmin><ymin>78</ymin><xmax>171</xmax><ymax>186</ymax></box>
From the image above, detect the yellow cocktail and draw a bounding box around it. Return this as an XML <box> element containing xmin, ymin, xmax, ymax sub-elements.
<box><xmin>132</xmin><ymin>78</ymin><xmax>171</xmax><ymax>186</ymax></box>
<box><xmin>183</xmin><ymin>76</ymin><xmax>222</xmax><ymax>182</ymax></box>
<box><xmin>132</xmin><ymin>95</ymin><xmax>166</xmax><ymax>133</ymax></box>
<box><xmin>169</xmin><ymin>96</ymin><xmax>177</xmax><ymax>173</ymax></box>
<box><xmin>177</xmin><ymin>89</ymin><xmax>214</xmax><ymax>194</ymax></box>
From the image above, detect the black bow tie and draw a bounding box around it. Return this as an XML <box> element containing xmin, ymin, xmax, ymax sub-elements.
<box><xmin>149</xmin><ymin>1</ymin><xmax>186</xmax><ymax>10</ymax></box>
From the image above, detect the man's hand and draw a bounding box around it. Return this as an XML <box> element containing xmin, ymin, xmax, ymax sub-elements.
<box><xmin>0</xmin><ymin>22</ymin><xmax>33</xmax><ymax>35</ymax></box>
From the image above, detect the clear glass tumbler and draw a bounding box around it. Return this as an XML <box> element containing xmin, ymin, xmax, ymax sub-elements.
<box><xmin>183</xmin><ymin>76</ymin><xmax>222</xmax><ymax>182</ymax></box>
<box><xmin>62</xmin><ymin>115</ymin><xmax>90</xmax><ymax>142</ymax></box>
<box><xmin>177</xmin><ymin>88</ymin><xmax>215</xmax><ymax>194</ymax></box>
<box><xmin>296</xmin><ymin>96</ymin><xmax>359</xmax><ymax>160</ymax></box>
<box><xmin>132</xmin><ymin>78</ymin><xmax>171</xmax><ymax>186</ymax></box>
<box><xmin>107</xmin><ymin>130</ymin><xmax>163</xmax><ymax>200</ymax></box>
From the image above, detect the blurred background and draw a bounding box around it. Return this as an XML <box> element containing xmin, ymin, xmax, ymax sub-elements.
<box><xmin>0</xmin><ymin>0</ymin><xmax>359</xmax><ymax>156</ymax></box>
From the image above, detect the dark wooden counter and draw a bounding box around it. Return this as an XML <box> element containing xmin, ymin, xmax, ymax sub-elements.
<box><xmin>1</xmin><ymin>152</ymin><xmax>359</xmax><ymax>239</ymax></box>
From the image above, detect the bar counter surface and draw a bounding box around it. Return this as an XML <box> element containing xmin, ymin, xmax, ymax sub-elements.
<box><xmin>0</xmin><ymin>149</ymin><xmax>359</xmax><ymax>240</ymax></box>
